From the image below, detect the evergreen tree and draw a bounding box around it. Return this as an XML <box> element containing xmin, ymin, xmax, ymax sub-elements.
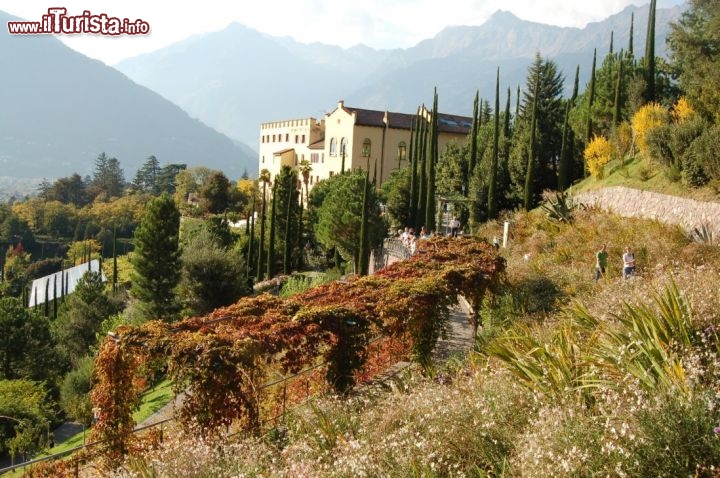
<box><xmin>267</xmin><ymin>181</ymin><xmax>278</xmax><ymax>279</ymax></box>
<box><xmin>256</xmin><ymin>169</ymin><xmax>271</xmax><ymax>281</ymax></box>
<box><xmin>524</xmin><ymin>68</ymin><xmax>540</xmax><ymax>211</ymax></box>
<box><xmin>358</xmin><ymin>163</ymin><xmax>370</xmax><ymax>276</ymax></box>
<box><xmin>247</xmin><ymin>194</ymin><xmax>256</xmax><ymax>280</ymax></box>
<box><xmin>130</xmin><ymin>193</ymin><xmax>181</xmax><ymax>322</ymax></box>
<box><xmin>469</xmin><ymin>91</ymin><xmax>480</xmax><ymax>175</ymax></box>
<box><xmin>416</xmin><ymin>113</ymin><xmax>428</xmax><ymax>229</ymax></box>
<box><xmin>644</xmin><ymin>0</ymin><xmax>657</xmax><ymax>103</ymax></box>
<box><xmin>132</xmin><ymin>156</ymin><xmax>160</xmax><ymax>195</ymax></box>
<box><xmin>613</xmin><ymin>50</ymin><xmax>625</xmax><ymax>127</ymax></box>
<box><xmin>629</xmin><ymin>12</ymin><xmax>634</xmax><ymax>56</ymax></box>
<box><xmin>559</xmin><ymin>65</ymin><xmax>580</xmax><ymax>191</ymax></box>
<box><xmin>409</xmin><ymin>114</ymin><xmax>421</xmax><ymax>226</ymax></box>
<box><xmin>668</xmin><ymin>0</ymin><xmax>720</xmax><ymax>122</ymax></box>
<box><xmin>90</xmin><ymin>153</ymin><xmax>125</xmax><ymax>200</ymax></box>
<box><xmin>425</xmin><ymin>88</ymin><xmax>439</xmax><ymax>232</ymax></box>
<box><xmin>283</xmin><ymin>176</ymin><xmax>295</xmax><ymax>274</ymax></box>
<box><xmin>586</xmin><ymin>48</ymin><xmax>598</xmax><ymax>175</ymax></box>
<box><xmin>488</xmin><ymin>68</ymin><xmax>501</xmax><ymax>219</ymax></box>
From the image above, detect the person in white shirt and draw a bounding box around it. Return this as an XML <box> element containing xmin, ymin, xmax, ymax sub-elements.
<box><xmin>622</xmin><ymin>246</ymin><xmax>636</xmax><ymax>279</ymax></box>
<box><xmin>449</xmin><ymin>217</ymin><xmax>461</xmax><ymax>237</ymax></box>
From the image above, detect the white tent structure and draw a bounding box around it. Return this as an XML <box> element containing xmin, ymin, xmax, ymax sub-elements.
<box><xmin>28</xmin><ymin>259</ymin><xmax>106</xmax><ymax>307</ymax></box>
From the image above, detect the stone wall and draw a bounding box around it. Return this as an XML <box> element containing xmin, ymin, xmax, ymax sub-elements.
<box><xmin>574</xmin><ymin>186</ymin><xmax>720</xmax><ymax>238</ymax></box>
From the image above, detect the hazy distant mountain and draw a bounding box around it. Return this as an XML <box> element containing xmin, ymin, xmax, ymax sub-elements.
<box><xmin>116</xmin><ymin>23</ymin><xmax>394</xmax><ymax>152</ymax></box>
<box><xmin>0</xmin><ymin>11</ymin><xmax>255</xmax><ymax>181</ymax></box>
<box><xmin>115</xmin><ymin>4</ymin><xmax>685</xmax><ymax>151</ymax></box>
<box><xmin>348</xmin><ymin>4</ymin><xmax>685</xmax><ymax>114</ymax></box>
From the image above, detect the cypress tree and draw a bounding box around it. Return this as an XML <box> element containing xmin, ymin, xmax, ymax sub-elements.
<box><xmin>283</xmin><ymin>177</ymin><xmax>294</xmax><ymax>274</ymax></box>
<box><xmin>358</xmin><ymin>162</ymin><xmax>370</xmax><ymax>276</ymax></box>
<box><xmin>256</xmin><ymin>171</ymin><xmax>270</xmax><ymax>281</ymax></box>
<box><xmin>585</xmin><ymin>48</ymin><xmax>597</xmax><ymax>177</ymax></box>
<box><xmin>469</xmin><ymin>90</ymin><xmax>479</xmax><ymax>175</ymax></box>
<box><xmin>488</xmin><ymin>68</ymin><xmax>501</xmax><ymax>219</ymax></box>
<box><xmin>613</xmin><ymin>50</ymin><xmax>625</xmax><ymax>127</ymax></box>
<box><xmin>296</xmin><ymin>200</ymin><xmax>304</xmax><ymax>270</ymax></box>
<box><xmin>515</xmin><ymin>86</ymin><xmax>521</xmax><ymax>119</ymax></box>
<box><xmin>409</xmin><ymin>114</ymin><xmax>421</xmax><ymax>226</ymax></box>
<box><xmin>416</xmin><ymin>112</ymin><xmax>428</xmax><ymax>229</ymax></box>
<box><xmin>44</xmin><ymin>278</ymin><xmax>50</xmax><ymax>317</ymax></box>
<box><xmin>247</xmin><ymin>193</ymin><xmax>256</xmax><ymax>279</ymax></box>
<box><xmin>524</xmin><ymin>69</ymin><xmax>540</xmax><ymax>211</ymax></box>
<box><xmin>52</xmin><ymin>274</ymin><xmax>58</xmax><ymax>319</ymax></box>
<box><xmin>559</xmin><ymin>65</ymin><xmax>580</xmax><ymax>191</ymax></box>
<box><xmin>130</xmin><ymin>193</ymin><xmax>181</xmax><ymax>322</ymax></box>
<box><xmin>644</xmin><ymin>0</ymin><xmax>656</xmax><ymax>103</ymax></box>
<box><xmin>628</xmin><ymin>12</ymin><xmax>634</xmax><ymax>56</ymax></box>
<box><xmin>425</xmin><ymin>88</ymin><xmax>439</xmax><ymax>231</ymax></box>
<box><xmin>609</xmin><ymin>31</ymin><xmax>614</xmax><ymax>55</ymax></box>
<box><xmin>267</xmin><ymin>180</ymin><xmax>278</xmax><ymax>279</ymax></box>
<box><xmin>112</xmin><ymin>226</ymin><xmax>118</xmax><ymax>294</ymax></box>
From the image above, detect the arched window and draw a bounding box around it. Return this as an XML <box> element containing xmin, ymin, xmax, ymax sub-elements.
<box><xmin>397</xmin><ymin>141</ymin><xmax>407</xmax><ymax>164</ymax></box>
<box><xmin>361</xmin><ymin>138</ymin><xmax>371</xmax><ymax>158</ymax></box>
<box><xmin>329</xmin><ymin>138</ymin><xmax>337</xmax><ymax>156</ymax></box>
<box><xmin>340</xmin><ymin>137</ymin><xmax>348</xmax><ymax>155</ymax></box>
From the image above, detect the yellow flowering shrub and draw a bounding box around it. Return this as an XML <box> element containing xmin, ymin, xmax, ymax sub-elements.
<box><xmin>631</xmin><ymin>102</ymin><xmax>668</xmax><ymax>160</ymax></box>
<box><xmin>584</xmin><ymin>135</ymin><xmax>613</xmax><ymax>179</ymax></box>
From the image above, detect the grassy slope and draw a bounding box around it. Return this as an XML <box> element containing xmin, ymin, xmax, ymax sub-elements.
<box><xmin>100</xmin><ymin>194</ymin><xmax>720</xmax><ymax>476</ymax></box>
<box><xmin>571</xmin><ymin>155</ymin><xmax>720</xmax><ymax>202</ymax></box>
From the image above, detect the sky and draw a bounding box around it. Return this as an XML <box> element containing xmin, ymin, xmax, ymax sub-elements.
<box><xmin>1</xmin><ymin>0</ymin><xmax>685</xmax><ymax>65</ymax></box>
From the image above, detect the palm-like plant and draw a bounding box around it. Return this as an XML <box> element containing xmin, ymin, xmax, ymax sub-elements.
<box><xmin>298</xmin><ymin>159</ymin><xmax>312</xmax><ymax>205</ymax></box>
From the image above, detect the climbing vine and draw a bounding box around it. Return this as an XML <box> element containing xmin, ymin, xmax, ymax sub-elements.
<box><xmin>89</xmin><ymin>236</ymin><xmax>505</xmax><ymax>464</ymax></box>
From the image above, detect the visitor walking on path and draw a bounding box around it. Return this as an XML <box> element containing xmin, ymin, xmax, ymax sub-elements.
<box><xmin>623</xmin><ymin>246</ymin><xmax>636</xmax><ymax>279</ymax></box>
<box><xmin>594</xmin><ymin>244</ymin><xmax>608</xmax><ymax>282</ymax></box>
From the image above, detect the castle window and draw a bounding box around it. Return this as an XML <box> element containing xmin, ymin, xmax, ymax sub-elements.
<box><xmin>340</xmin><ymin>137</ymin><xmax>347</xmax><ymax>155</ymax></box>
<box><xmin>398</xmin><ymin>141</ymin><xmax>407</xmax><ymax>163</ymax></box>
<box><xmin>329</xmin><ymin>138</ymin><xmax>337</xmax><ymax>156</ymax></box>
<box><xmin>361</xmin><ymin>139</ymin><xmax>371</xmax><ymax>158</ymax></box>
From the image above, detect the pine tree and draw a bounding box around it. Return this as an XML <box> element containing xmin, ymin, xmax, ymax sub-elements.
<box><xmin>130</xmin><ymin>193</ymin><xmax>181</xmax><ymax>322</ymax></box>
<box><xmin>488</xmin><ymin>68</ymin><xmax>501</xmax><ymax>219</ymax></box>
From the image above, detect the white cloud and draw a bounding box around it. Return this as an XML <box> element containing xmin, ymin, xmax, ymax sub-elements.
<box><xmin>0</xmin><ymin>0</ymin><xmax>684</xmax><ymax>64</ymax></box>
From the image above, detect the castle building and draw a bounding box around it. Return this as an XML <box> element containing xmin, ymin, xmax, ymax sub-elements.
<box><xmin>258</xmin><ymin>100</ymin><xmax>472</xmax><ymax>194</ymax></box>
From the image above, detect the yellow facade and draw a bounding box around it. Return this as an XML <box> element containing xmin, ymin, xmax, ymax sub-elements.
<box><xmin>258</xmin><ymin>100</ymin><xmax>471</xmax><ymax>195</ymax></box>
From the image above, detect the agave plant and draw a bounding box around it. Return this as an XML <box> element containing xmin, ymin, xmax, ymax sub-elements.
<box><xmin>541</xmin><ymin>190</ymin><xmax>578</xmax><ymax>222</ymax></box>
<box><xmin>692</xmin><ymin>223</ymin><xmax>716</xmax><ymax>245</ymax></box>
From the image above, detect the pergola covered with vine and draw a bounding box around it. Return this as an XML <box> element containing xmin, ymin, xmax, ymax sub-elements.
<box><xmin>90</xmin><ymin>236</ymin><xmax>505</xmax><ymax>462</ymax></box>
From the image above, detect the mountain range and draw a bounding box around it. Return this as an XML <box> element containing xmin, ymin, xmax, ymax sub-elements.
<box><xmin>115</xmin><ymin>3</ymin><xmax>686</xmax><ymax>150</ymax></box>
<box><xmin>0</xmin><ymin>4</ymin><xmax>686</xmax><ymax>184</ymax></box>
<box><xmin>0</xmin><ymin>11</ymin><xmax>255</xmax><ymax>182</ymax></box>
